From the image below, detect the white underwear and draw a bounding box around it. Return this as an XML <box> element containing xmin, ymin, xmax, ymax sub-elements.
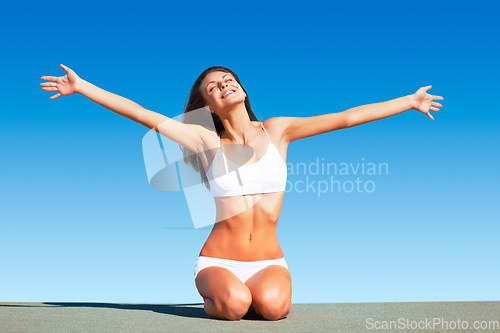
<box><xmin>194</xmin><ymin>255</ymin><xmax>289</xmax><ymax>283</ymax></box>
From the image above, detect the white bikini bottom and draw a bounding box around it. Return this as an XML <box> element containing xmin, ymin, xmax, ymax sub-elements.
<box><xmin>194</xmin><ymin>255</ymin><xmax>289</xmax><ymax>283</ymax></box>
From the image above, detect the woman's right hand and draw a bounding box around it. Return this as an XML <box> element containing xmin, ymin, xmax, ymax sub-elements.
<box><xmin>40</xmin><ymin>64</ymin><xmax>83</xmax><ymax>100</ymax></box>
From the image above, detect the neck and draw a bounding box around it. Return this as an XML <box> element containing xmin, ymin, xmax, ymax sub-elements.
<box><xmin>218</xmin><ymin>103</ymin><xmax>257</xmax><ymax>144</ymax></box>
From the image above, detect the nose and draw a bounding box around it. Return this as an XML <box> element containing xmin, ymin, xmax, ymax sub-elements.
<box><xmin>219</xmin><ymin>81</ymin><xmax>228</xmax><ymax>90</ymax></box>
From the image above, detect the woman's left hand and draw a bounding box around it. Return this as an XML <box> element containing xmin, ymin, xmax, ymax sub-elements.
<box><xmin>412</xmin><ymin>86</ymin><xmax>444</xmax><ymax>120</ymax></box>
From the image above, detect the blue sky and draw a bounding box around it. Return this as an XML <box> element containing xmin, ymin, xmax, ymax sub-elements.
<box><xmin>1</xmin><ymin>0</ymin><xmax>499</xmax><ymax>304</ymax></box>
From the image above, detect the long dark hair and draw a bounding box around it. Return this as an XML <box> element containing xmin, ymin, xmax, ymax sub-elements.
<box><xmin>180</xmin><ymin>66</ymin><xmax>259</xmax><ymax>190</ymax></box>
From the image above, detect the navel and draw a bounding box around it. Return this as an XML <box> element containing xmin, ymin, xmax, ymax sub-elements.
<box><xmin>248</xmin><ymin>234</ymin><xmax>252</xmax><ymax>242</ymax></box>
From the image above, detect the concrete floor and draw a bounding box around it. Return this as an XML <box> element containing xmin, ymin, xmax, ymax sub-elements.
<box><xmin>1</xmin><ymin>301</ymin><xmax>499</xmax><ymax>332</ymax></box>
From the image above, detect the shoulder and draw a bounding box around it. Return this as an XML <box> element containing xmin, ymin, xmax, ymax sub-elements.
<box><xmin>262</xmin><ymin>116</ymin><xmax>292</xmax><ymax>132</ymax></box>
<box><xmin>261</xmin><ymin>117</ymin><xmax>293</xmax><ymax>139</ymax></box>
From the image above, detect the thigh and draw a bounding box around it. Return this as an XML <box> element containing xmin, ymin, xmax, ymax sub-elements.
<box><xmin>245</xmin><ymin>265</ymin><xmax>292</xmax><ymax>313</ymax></box>
<box><xmin>195</xmin><ymin>266</ymin><xmax>252</xmax><ymax>306</ymax></box>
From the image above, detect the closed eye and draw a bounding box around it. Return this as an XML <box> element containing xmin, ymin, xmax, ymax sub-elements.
<box><xmin>209</xmin><ymin>79</ymin><xmax>233</xmax><ymax>92</ymax></box>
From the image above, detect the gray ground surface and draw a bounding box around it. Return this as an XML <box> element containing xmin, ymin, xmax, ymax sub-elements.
<box><xmin>1</xmin><ymin>301</ymin><xmax>499</xmax><ymax>332</ymax></box>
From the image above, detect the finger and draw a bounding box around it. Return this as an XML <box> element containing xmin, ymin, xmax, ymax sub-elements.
<box><xmin>430</xmin><ymin>106</ymin><xmax>440</xmax><ymax>111</ymax></box>
<box><xmin>40</xmin><ymin>82</ymin><xmax>57</xmax><ymax>87</ymax></box>
<box><xmin>50</xmin><ymin>93</ymin><xmax>61</xmax><ymax>100</ymax></box>
<box><xmin>427</xmin><ymin>112</ymin><xmax>434</xmax><ymax>120</ymax></box>
<box><xmin>433</xmin><ymin>95</ymin><xmax>444</xmax><ymax>100</ymax></box>
<box><xmin>432</xmin><ymin>102</ymin><xmax>443</xmax><ymax>108</ymax></box>
<box><xmin>41</xmin><ymin>76</ymin><xmax>59</xmax><ymax>81</ymax></box>
<box><xmin>42</xmin><ymin>87</ymin><xmax>58</xmax><ymax>91</ymax></box>
<box><xmin>60</xmin><ymin>63</ymin><xmax>73</xmax><ymax>73</ymax></box>
<box><xmin>425</xmin><ymin>85</ymin><xmax>432</xmax><ymax>91</ymax></box>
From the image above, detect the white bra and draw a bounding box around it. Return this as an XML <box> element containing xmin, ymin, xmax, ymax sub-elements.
<box><xmin>206</xmin><ymin>122</ymin><xmax>287</xmax><ymax>197</ymax></box>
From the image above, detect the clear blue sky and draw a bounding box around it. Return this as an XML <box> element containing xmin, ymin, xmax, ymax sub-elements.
<box><xmin>1</xmin><ymin>0</ymin><xmax>498</xmax><ymax>304</ymax></box>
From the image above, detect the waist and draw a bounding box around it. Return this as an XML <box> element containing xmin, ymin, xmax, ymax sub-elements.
<box><xmin>200</xmin><ymin>229</ymin><xmax>283</xmax><ymax>260</ymax></box>
<box><xmin>197</xmin><ymin>255</ymin><xmax>286</xmax><ymax>264</ymax></box>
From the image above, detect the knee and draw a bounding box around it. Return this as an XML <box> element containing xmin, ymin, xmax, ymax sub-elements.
<box><xmin>259</xmin><ymin>294</ymin><xmax>292</xmax><ymax>321</ymax></box>
<box><xmin>222</xmin><ymin>288</ymin><xmax>253</xmax><ymax>320</ymax></box>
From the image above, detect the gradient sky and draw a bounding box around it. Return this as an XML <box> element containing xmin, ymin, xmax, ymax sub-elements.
<box><xmin>1</xmin><ymin>0</ymin><xmax>499</xmax><ymax>304</ymax></box>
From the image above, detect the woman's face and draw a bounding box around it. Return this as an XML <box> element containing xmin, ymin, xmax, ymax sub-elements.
<box><xmin>200</xmin><ymin>71</ymin><xmax>246</xmax><ymax>113</ymax></box>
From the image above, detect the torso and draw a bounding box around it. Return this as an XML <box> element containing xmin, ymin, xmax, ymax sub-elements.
<box><xmin>197</xmin><ymin>120</ymin><xmax>289</xmax><ymax>261</ymax></box>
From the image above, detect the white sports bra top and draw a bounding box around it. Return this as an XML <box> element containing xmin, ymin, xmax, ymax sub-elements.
<box><xmin>206</xmin><ymin>122</ymin><xmax>287</xmax><ymax>197</ymax></box>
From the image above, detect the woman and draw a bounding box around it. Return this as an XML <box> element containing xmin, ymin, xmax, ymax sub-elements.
<box><xmin>40</xmin><ymin>64</ymin><xmax>444</xmax><ymax>321</ymax></box>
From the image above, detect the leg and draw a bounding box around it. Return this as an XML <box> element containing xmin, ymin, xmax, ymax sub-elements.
<box><xmin>195</xmin><ymin>266</ymin><xmax>253</xmax><ymax>320</ymax></box>
<box><xmin>245</xmin><ymin>265</ymin><xmax>292</xmax><ymax>321</ymax></box>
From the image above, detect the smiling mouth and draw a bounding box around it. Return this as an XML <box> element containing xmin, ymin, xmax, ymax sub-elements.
<box><xmin>222</xmin><ymin>90</ymin><xmax>235</xmax><ymax>99</ymax></box>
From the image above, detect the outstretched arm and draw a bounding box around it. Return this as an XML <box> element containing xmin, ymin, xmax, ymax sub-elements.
<box><xmin>40</xmin><ymin>64</ymin><xmax>208</xmax><ymax>153</ymax></box>
<box><xmin>345</xmin><ymin>85</ymin><xmax>443</xmax><ymax>125</ymax></box>
<box><xmin>282</xmin><ymin>86</ymin><xmax>444</xmax><ymax>143</ymax></box>
<box><xmin>41</xmin><ymin>64</ymin><xmax>155</xmax><ymax>125</ymax></box>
